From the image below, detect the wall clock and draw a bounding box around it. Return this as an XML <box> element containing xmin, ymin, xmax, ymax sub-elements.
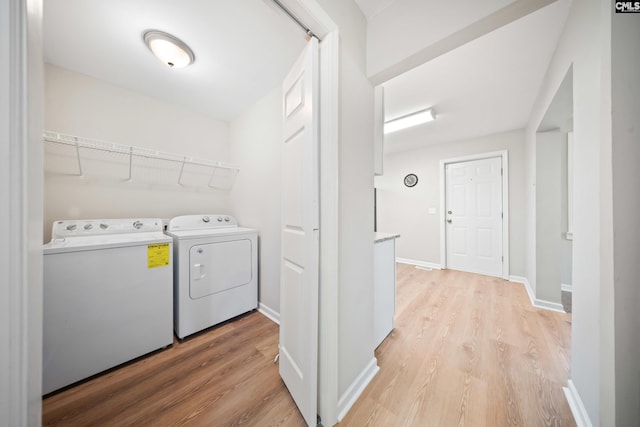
<box><xmin>404</xmin><ymin>173</ymin><xmax>418</xmax><ymax>187</ymax></box>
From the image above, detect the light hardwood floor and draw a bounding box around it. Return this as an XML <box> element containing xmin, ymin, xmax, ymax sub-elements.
<box><xmin>341</xmin><ymin>264</ymin><xmax>575</xmax><ymax>426</ymax></box>
<box><xmin>43</xmin><ymin>264</ymin><xmax>574</xmax><ymax>426</ymax></box>
<box><xmin>42</xmin><ymin>312</ymin><xmax>304</xmax><ymax>426</ymax></box>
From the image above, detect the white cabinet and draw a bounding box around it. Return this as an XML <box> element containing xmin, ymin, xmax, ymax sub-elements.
<box><xmin>374</xmin><ymin>233</ymin><xmax>399</xmax><ymax>348</ymax></box>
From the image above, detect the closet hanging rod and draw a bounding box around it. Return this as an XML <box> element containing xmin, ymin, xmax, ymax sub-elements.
<box><xmin>43</xmin><ymin>130</ymin><xmax>239</xmax><ymax>171</ymax></box>
<box><xmin>270</xmin><ymin>0</ymin><xmax>317</xmax><ymax>39</ymax></box>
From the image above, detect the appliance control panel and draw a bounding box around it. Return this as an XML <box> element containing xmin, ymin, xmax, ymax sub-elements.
<box><xmin>167</xmin><ymin>214</ymin><xmax>238</xmax><ymax>231</ymax></box>
<box><xmin>50</xmin><ymin>218</ymin><xmax>164</xmax><ymax>239</ymax></box>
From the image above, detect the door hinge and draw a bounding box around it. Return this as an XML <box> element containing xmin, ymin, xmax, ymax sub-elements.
<box><xmin>501</xmin><ymin>168</ymin><xmax>503</xmax><ymax>176</ymax></box>
<box><xmin>501</xmin><ymin>212</ymin><xmax>503</xmax><ymax>219</ymax></box>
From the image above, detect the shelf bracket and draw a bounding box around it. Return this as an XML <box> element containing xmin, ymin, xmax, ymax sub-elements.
<box><xmin>207</xmin><ymin>164</ymin><xmax>219</xmax><ymax>188</ymax></box>
<box><xmin>126</xmin><ymin>146</ymin><xmax>133</xmax><ymax>181</ymax></box>
<box><xmin>74</xmin><ymin>137</ymin><xmax>84</xmax><ymax>178</ymax></box>
<box><xmin>178</xmin><ymin>156</ymin><xmax>187</xmax><ymax>186</ymax></box>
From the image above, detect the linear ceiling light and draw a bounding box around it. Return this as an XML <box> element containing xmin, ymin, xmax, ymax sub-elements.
<box><xmin>143</xmin><ymin>30</ymin><xmax>195</xmax><ymax>69</ymax></box>
<box><xmin>384</xmin><ymin>108</ymin><xmax>435</xmax><ymax>134</ymax></box>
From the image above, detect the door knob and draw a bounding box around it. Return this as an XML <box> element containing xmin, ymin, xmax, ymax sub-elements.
<box><xmin>447</xmin><ymin>219</ymin><xmax>452</xmax><ymax>223</ymax></box>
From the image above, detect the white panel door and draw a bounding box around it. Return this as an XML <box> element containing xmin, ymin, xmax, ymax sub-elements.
<box><xmin>279</xmin><ymin>37</ymin><xmax>319</xmax><ymax>427</ymax></box>
<box><xmin>445</xmin><ymin>157</ymin><xmax>503</xmax><ymax>277</ymax></box>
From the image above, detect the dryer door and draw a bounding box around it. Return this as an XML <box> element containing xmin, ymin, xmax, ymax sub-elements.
<box><xmin>189</xmin><ymin>239</ymin><xmax>252</xmax><ymax>299</ymax></box>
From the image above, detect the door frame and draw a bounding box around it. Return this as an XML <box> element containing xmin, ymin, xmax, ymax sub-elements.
<box><xmin>2</xmin><ymin>0</ymin><xmax>44</xmax><ymax>424</ymax></box>
<box><xmin>439</xmin><ymin>150</ymin><xmax>509</xmax><ymax>279</ymax></box>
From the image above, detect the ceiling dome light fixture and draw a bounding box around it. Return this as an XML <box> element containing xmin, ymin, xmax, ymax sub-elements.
<box><xmin>143</xmin><ymin>30</ymin><xmax>195</xmax><ymax>69</ymax></box>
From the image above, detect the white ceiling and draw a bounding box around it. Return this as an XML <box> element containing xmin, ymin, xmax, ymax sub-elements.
<box><xmin>44</xmin><ymin>0</ymin><xmax>307</xmax><ymax>121</ymax></box>
<box><xmin>379</xmin><ymin>0</ymin><xmax>570</xmax><ymax>153</ymax></box>
<box><xmin>354</xmin><ymin>0</ymin><xmax>397</xmax><ymax>18</ymax></box>
<box><xmin>45</xmin><ymin>0</ymin><xmax>571</xmax><ymax>152</ymax></box>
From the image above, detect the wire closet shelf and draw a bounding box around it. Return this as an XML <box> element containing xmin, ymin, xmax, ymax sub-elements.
<box><xmin>43</xmin><ymin>130</ymin><xmax>239</xmax><ymax>190</ymax></box>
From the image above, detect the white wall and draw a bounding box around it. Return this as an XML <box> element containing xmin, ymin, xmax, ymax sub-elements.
<box><xmin>375</xmin><ymin>129</ymin><xmax>526</xmax><ymax>276</ymax></box>
<box><xmin>336</xmin><ymin>49</ymin><xmax>375</xmax><ymax>398</ymax></box>
<box><xmin>44</xmin><ymin>64</ymin><xmax>231</xmax><ymax>241</ymax></box>
<box><xmin>559</xmin><ymin>134</ymin><xmax>572</xmax><ymax>288</ymax></box>
<box><xmin>525</xmin><ymin>0</ymin><xmax>614</xmax><ymax>424</ymax></box>
<box><xmin>535</xmin><ymin>69</ymin><xmax>574</xmax><ymax>295</ymax></box>
<box><xmin>611</xmin><ymin>9</ymin><xmax>640</xmax><ymax>426</ymax></box>
<box><xmin>316</xmin><ymin>0</ymin><xmax>376</xmax><ymax>415</ymax></box>
<box><xmin>535</xmin><ymin>130</ymin><xmax>563</xmax><ymax>304</ymax></box>
<box><xmin>229</xmin><ymin>86</ymin><xmax>282</xmax><ymax>319</ymax></box>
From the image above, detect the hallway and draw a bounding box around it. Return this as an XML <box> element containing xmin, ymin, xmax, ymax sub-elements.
<box><xmin>342</xmin><ymin>264</ymin><xmax>574</xmax><ymax>426</ymax></box>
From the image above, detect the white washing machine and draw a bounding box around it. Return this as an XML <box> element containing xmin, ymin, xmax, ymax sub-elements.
<box><xmin>42</xmin><ymin>218</ymin><xmax>173</xmax><ymax>395</ymax></box>
<box><xmin>166</xmin><ymin>214</ymin><xmax>258</xmax><ymax>339</ymax></box>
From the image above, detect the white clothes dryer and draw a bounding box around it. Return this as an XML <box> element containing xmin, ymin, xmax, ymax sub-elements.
<box><xmin>43</xmin><ymin>218</ymin><xmax>173</xmax><ymax>394</ymax></box>
<box><xmin>166</xmin><ymin>214</ymin><xmax>258</xmax><ymax>339</ymax></box>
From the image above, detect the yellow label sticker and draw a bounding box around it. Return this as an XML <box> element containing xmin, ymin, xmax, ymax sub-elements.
<box><xmin>148</xmin><ymin>243</ymin><xmax>170</xmax><ymax>269</ymax></box>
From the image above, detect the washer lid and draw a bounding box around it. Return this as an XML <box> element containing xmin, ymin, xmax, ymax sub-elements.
<box><xmin>49</xmin><ymin>218</ymin><xmax>164</xmax><ymax>239</ymax></box>
<box><xmin>43</xmin><ymin>232</ymin><xmax>172</xmax><ymax>254</ymax></box>
<box><xmin>44</xmin><ymin>218</ymin><xmax>171</xmax><ymax>253</ymax></box>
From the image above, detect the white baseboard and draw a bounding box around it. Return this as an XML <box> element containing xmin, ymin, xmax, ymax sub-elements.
<box><xmin>561</xmin><ymin>283</ymin><xmax>573</xmax><ymax>293</ymax></box>
<box><xmin>509</xmin><ymin>275</ymin><xmax>536</xmax><ymax>305</ymax></box>
<box><xmin>337</xmin><ymin>358</ymin><xmax>379</xmax><ymax>421</ymax></box>
<box><xmin>396</xmin><ymin>257</ymin><xmax>442</xmax><ymax>270</ymax></box>
<box><xmin>534</xmin><ymin>299</ymin><xmax>566</xmax><ymax>313</ymax></box>
<box><xmin>563</xmin><ymin>380</ymin><xmax>594</xmax><ymax>427</ymax></box>
<box><xmin>258</xmin><ymin>303</ymin><xmax>280</xmax><ymax>325</ymax></box>
<box><xmin>509</xmin><ymin>276</ymin><xmax>566</xmax><ymax>313</ymax></box>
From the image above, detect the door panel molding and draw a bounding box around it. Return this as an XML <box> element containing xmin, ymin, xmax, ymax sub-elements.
<box><xmin>439</xmin><ymin>150</ymin><xmax>509</xmax><ymax>279</ymax></box>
